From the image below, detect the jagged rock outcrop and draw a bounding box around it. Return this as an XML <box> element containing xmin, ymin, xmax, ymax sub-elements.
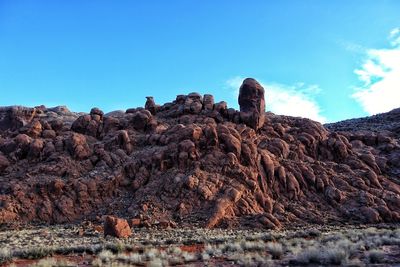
<box><xmin>0</xmin><ymin>79</ymin><xmax>399</xmax><ymax>229</ymax></box>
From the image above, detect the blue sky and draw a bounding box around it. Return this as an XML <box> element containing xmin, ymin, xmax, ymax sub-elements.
<box><xmin>1</xmin><ymin>1</ymin><xmax>399</xmax><ymax>123</ymax></box>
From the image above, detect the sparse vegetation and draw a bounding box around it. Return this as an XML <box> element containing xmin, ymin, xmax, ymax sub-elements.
<box><xmin>266</xmin><ymin>241</ymin><xmax>283</xmax><ymax>259</ymax></box>
<box><xmin>368</xmin><ymin>249</ymin><xmax>386</xmax><ymax>264</ymax></box>
<box><xmin>0</xmin><ymin>248</ymin><xmax>12</xmax><ymax>264</ymax></box>
<box><xmin>0</xmin><ymin>224</ymin><xmax>399</xmax><ymax>266</ymax></box>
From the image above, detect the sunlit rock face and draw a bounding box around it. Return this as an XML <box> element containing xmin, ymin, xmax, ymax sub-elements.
<box><xmin>238</xmin><ymin>78</ymin><xmax>265</xmax><ymax>130</ymax></box>
<box><xmin>1</xmin><ymin>85</ymin><xmax>400</xmax><ymax>230</ymax></box>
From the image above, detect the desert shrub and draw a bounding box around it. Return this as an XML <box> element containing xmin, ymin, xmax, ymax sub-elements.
<box><xmin>144</xmin><ymin>248</ymin><xmax>159</xmax><ymax>261</ymax></box>
<box><xmin>201</xmin><ymin>252</ymin><xmax>210</xmax><ymax>261</ymax></box>
<box><xmin>105</xmin><ymin>242</ymin><xmax>125</xmax><ymax>253</ymax></box>
<box><xmin>233</xmin><ymin>254</ymin><xmax>271</xmax><ymax>267</ymax></box>
<box><xmin>293</xmin><ymin>228</ymin><xmax>321</xmax><ymax>238</ymax></box>
<box><xmin>380</xmin><ymin>235</ymin><xmax>400</xmax><ymax>246</ymax></box>
<box><xmin>0</xmin><ymin>248</ymin><xmax>12</xmax><ymax>264</ymax></box>
<box><xmin>307</xmin><ymin>228</ymin><xmax>321</xmax><ymax>237</ymax></box>
<box><xmin>167</xmin><ymin>246</ymin><xmax>182</xmax><ymax>255</ymax></box>
<box><xmin>266</xmin><ymin>242</ymin><xmax>283</xmax><ymax>259</ymax></box>
<box><xmin>240</xmin><ymin>240</ymin><xmax>266</xmax><ymax>252</ymax></box>
<box><xmin>295</xmin><ymin>247</ymin><xmax>348</xmax><ymax>265</ymax></box>
<box><xmin>16</xmin><ymin>247</ymin><xmax>53</xmax><ymax>260</ymax></box>
<box><xmin>296</xmin><ymin>247</ymin><xmax>320</xmax><ymax>264</ymax></box>
<box><xmin>181</xmin><ymin>251</ymin><xmax>198</xmax><ymax>263</ymax></box>
<box><xmin>32</xmin><ymin>258</ymin><xmax>73</xmax><ymax>267</ymax></box>
<box><xmin>368</xmin><ymin>249</ymin><xmax>386</xmax><ymax>264</ymax></box>
<box><xmin>321</xmin><ymin>232</ymin><xmax>345</xmax><ymax>244</ymax></box>
<box><xmin>148</xmin><ymin>258</ymin><xmax>164</xmax><ymax>267</ymax></box>
<box><xmin>98</xmin><ymin>250</ymin><xmax>115</xmax><ymax>263</ymax></box>
<box><xmin>323</xmin><ymin>248</ymin><xmax>348</xmax><ymax>265</ymax></box>
<box><xmin>205</xmin><ymin>244</ymin><xmax>219</xmax><ymax>256</ymax></box>
<box><xmin>221</xmin><ymin>242</ymin><xmax>242</xmax><ymax>253</ymax></box>
<box><xmin>261</xmin><ymin>233</ymin><xmax>274</xmax><ymax>242</ymax></box>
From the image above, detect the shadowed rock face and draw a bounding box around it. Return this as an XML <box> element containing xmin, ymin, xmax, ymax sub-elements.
<box><xmin>238</xmin><ymin>78</ymin><xmax>265</xmax><ymax>130</ymax></box>
<box><xmin>0</xmin><ymin>106</ymin><xmax>37</xmax><ymax>131</ymax></box>
<box><xmin>0</xmin><ymin>84</ymin><xmax>399</xmax><ymax>230</ymax></box>
<box><xmin>145</xmin><ymin>97</ymin><xmax>157</xmax><ymax>115</ymax></box>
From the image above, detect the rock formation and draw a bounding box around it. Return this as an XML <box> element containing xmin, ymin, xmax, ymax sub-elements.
<box><xmin>238</xmin><ymin>78</ymin><xmax>266</xmax><ymax>130</ymax></box>
<box><xmin>104</xmin><ymin>216</ymin><xmax>132</xmax><ymax>238</ymax></box>
<box><xmin>145</xmin><ymin>97</ymin><xmax>157</xmax><ymax>115</ymax></box>
<box><xmin>0</xmin><ymin>78</ymin><xmax>399</xmax><ymax>230</ymax></box>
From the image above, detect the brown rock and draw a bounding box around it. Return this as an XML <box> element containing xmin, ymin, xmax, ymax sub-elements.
<box><xmin>129</xmin><ymin>218</ymin><xmax>142</xmax><ymax>228</ymax></box>
<box><xmin>1</xmin><ymin>92</ymin><xmax>400</xmax><ymax>231</ymax></box>
<box><xmin>27</xmin><ymin>120</ymin><xmax>43</xmax><ymax>137</ymax></box>
<box><xmin>130</xmin><ymin>110</ymin><xmax>152</xmax><ymax>131</ymax></box>
<box><xmin>361</xmin><ymin>207</ymin><xmax>381</xmax><ymax>223</ymax></box>
<box><xmin>0</xmin><ymin>154</ymin><xmax>10</xmax><ymax>171</ymax></box>
<box><xmin>0</xmin><ymin>106</ymin><xmax>36</xmax><ymax>131</ymax></box>
<box><xmin>67</xmin><ymin>133</ymin><xmax>91</xmax><ymax>159</ymax></box>
<box><xmin>42</xmin><ymin>129</ymin><xmax>56</xmax><ymax>139</ymax></box>
<box><xmin>203</xmin><ymin>94</ymin><xmax>214</xmax><ymax>110</ymax></box>
<box><xmin>28</xmin><ymin>139</ymin><xmax>44</xmax><ymax>159</ymax></box>
<box><xmin>104</xmin><ymin>216</ymin><xmax>132</xmax><ymax>238</ymax></box>
<box><xmin>238</xmin><ymin>78</ymin><xmax>265</xmax><ymax>130</ymax></box>
<box><xmin>90</xmin><ymin>107</ymin><xmax>104</xmax><ymax>118</ymax></box>
<box><xmin>145</xmin><ymin>97</ymin><xmax>157</xmax><ymax>115</ymax></box>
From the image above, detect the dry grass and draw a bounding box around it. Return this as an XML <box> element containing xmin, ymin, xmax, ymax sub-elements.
<box><xmin>0</xmin><ymin>224</ymin><xmax>399</xmax><ymax>266</ymax></box>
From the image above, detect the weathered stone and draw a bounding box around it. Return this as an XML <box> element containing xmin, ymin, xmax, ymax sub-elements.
<box><xmin>67</xmin><ymin>133</ymin><xmax>91</xmax><ymax>159</ymax></box>
<box><xmin>0</xmin><ymin>90</ymin><xmax>400</xmax><ymax>230</ymax></box>
<box><xmin>90</xmin><ymin>107</ymin><xmax>104</xmax><ymax>118</ymax></box>
<box><xmin>203</xmin><ymin>94</ymin><xmax>214</xmax><ymax>110</ymax></box>
<box><xmin>42</xmin><ymin>129</ymin><xmax>56</xmax><ymax>139</ymax></box>
<box><xmin>130</xmin><ymin>110</ymin><xmax>152</xmax><ymax>131</ymax></box>
<box><xmin>145</xmin><ymin>97</ymin><xmax>157</xmax><ymax>115</ymax></box>
<box><xmin>238</xmin><ymin>78</ymin><xmax>265</xmax><ymax>130</ymax></box>
<box><xmin>104</xmin><ymin>216</ymin><xmax>132</xmax><ymax>238</ymax></box>
<box><xmin>0</xmin><ymin>106</ymin><xmax>36</xmax><ymax>131</ymax></box>
<box><xmin>0</xmin><ymin>154</ymin><xmax>10</xmax><ymax>171</ymax></box>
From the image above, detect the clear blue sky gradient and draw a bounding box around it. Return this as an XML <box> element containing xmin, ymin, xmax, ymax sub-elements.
<box><xmin>1</xmin><ymin>1</ymin><xmax>399</xmax><ymax>122</ymax></box>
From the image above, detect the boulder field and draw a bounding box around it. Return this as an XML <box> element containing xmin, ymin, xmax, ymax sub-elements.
<box><xmin>0</xmin><ymin>78</ymin><xmax>399</xmax><ymax>229</ymax></box>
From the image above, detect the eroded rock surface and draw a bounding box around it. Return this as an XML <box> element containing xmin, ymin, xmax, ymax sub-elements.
<box><xmin>0</xmin><ymin>80</ymin><xmax>399</xmax><ymax>229</ymax></box>
<box><xmin>103</xmin><ymin>216</ymin><xmax>132</xmax><ymax>238</ymax></box>
<box><xmin>239</xmin><ymin>78</ymin><xmax>266</xmax><ymax>130</ymax></box>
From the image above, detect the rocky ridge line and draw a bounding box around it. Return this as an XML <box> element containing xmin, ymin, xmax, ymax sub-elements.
<box><xmin>0</xmin><ymin>78</ymin><xmax>399</xmax><ymax>229</ymax></box>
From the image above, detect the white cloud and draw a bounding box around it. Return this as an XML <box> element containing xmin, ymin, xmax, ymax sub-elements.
<box><xmin>226</xmin><ymin>76</ymin><xmax>327</xmax><ymax>123</ymax></box>
<box><xmin>338</xmin><ymin>40</ymin><xmax>366</xmax><ymax>54</ymax></box>
<box><xmin>389</xmin><ymin>28</ymin><xmax>400</xmax><ymax>46</ymax></box>
<box><xmin>352</xmin><ymin>28</ymin><xmax>400</xmax><ymax>115</ymax></box>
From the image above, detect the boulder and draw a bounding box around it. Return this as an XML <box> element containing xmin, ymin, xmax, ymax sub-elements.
<box><xmin>67</xmin><ymin>133</ymin><xmax>91</xmax><ymax>159</ymax></box>
<box><xmin>203</xmin><ymin>94</ymin><xmax>214</xmax><ymax>110</ymax></box>
<box><xmin>0</xmin><ymin>154</ymin><xmax>10</xmax><ymax>171</ymax></box>
<box><xmin>104</xmin><ymin>216</ymin><xmax>132</xmax><ymax>238</ymax></box>
<box><xmin>145</xmin><ymin>96</ymin><xmax>157</xmax><ymax>115</ymax></box>
<box><xmin>238</xmin><ymin>78</ymin><xmax>265</xmax><ymax>130</ymax></box>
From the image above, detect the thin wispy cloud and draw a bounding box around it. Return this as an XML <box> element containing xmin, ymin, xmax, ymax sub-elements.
<box><xmin>226</xmin><ymin>76</ymin><xmax>327</xmax><ymax>123</ymax></box>
<box><xmin>352</xmin><ymin>28</ymin><xmax>400</xmax><ymax>115</ymax></box>
<box><xmin>338</xmin><ymin>39</ymin><xmax>367</xmax><ymax>54</ymax></box>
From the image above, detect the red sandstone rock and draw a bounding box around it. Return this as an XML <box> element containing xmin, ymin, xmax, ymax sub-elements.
<box><xmin>129</xmin><ymin>218</ymin><xmax>141</xmax><ymax>228</ymax></box>
<box><xmin>145</xmin><ymin>97</ymin><xmax>157</xmax><ymax>115</ymax></box>
<box><xmin>0</xmin><ymin>79</ymin><xmax>399</xmax><ymax>229</ymax></box>
<box><xmin>104</xmin><ymin>216</ymin><xmax>132</xmax><ymax>238</ymax></box>
<box><xmin>238</xmin><ymin>78</ymin><xmax>265</xmax><ymax>130</ymax></box>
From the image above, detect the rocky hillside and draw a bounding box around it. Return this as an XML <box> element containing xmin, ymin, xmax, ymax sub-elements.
<box><xmin>0</xmin><ymin>78</ymin><xmax>399</xmax><ymax>229</ymax></box>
